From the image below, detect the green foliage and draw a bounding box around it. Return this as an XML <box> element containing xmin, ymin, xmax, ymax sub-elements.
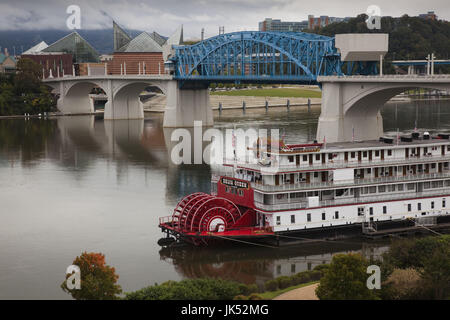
<box><xmin>14</xmin><ymin>58</ymin><xmax>43</xmax><ymax>94</ymax></box>
<box><xmin>126</xmin><ymin>278</ymin><xmax>242</xmax><ymax>300</ymax></box>
<box><xmin>309</xmin><ymin>14</ymin><xmax>450</xmax><ymax>74</ymax></box>
<box><xmin>276</xmin><ymin>276</ymin><xmax>292</xmax><ymax>289</ymax></box>
<box><xmin>0</xmin><ymin>58</ymin><xmax>56</xmax><ymax>116</ymax></box>
<box><xmin>291</xmin><ymin>271</ymin><xmax>312</xmax><ymax>285</ymax></box>
<box><xmin>247</xmin><ymin>293</ymin><xmax>263</xmax><ymax>300</ymax></box>
<box><xmin>316</xmin><ymin>253</ymin><xmax>379</xmax><ymax>300</ymax></box>
<box><xmin>237</xmin><ymin>283</ymin><xmax>259</xmax><ymax>296</ymax></box>
<box><xmin>382</xmin><ymin>235</ymin><xmax>450</xmax><ymax>271</ymax></box>
<box><xmin>264</xmin><ymin>279</ymin><xmax>278</xmax><ymax>291</ymax></box>
<box><xmin>381</xmin><ymin>235</ymin><xmax>450</xmax><ymax>299</ymax></box>
<box><xmin>313</xmin><ymin>264</ymin><xmax>330</xmax><ymax>278</ymax></box>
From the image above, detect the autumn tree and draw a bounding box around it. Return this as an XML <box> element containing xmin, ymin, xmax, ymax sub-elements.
<box><xmin>61</xmin><ymin>252</ymin><xmax>122</xmax><ymax>300</ymax></box>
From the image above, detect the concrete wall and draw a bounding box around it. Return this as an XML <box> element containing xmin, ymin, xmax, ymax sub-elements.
<box><xmin>335</xmin><ymin>34</ymin><xmax>388</xmax><ymax>61</ymax></box>
<box><xmin>107</xmin><ymin>53</ymin><xmax>165</xmax><ymax>75</ymax></box>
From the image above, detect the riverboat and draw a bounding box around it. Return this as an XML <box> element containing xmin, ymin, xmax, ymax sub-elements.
<box><xmin>159</xmin><ymin>132</ymin><xmax>450</xmax><ymax>245</ymax></box>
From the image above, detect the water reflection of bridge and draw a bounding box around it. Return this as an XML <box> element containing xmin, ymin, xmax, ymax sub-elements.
<box><xmin>159</xmin><ymin>241</ymin><xmax>389</xmax><ymax>286</ymax></box>
<box><xmin>55</xmin><ymin>116</ymin><xmax>211</xmax><ymax>201</ymax></box>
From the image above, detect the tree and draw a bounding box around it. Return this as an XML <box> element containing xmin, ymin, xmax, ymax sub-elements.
<box><xmin>61</xmin><ymin>252</ymin><xmax>122</xmax><ymax>300</ymax></box>
<box><xmin>0</xmin><ymin>58</ymin><xmax>56</xmax><ymax>116</ymax></box>
<box><xmin>315</xmin><ymin>253</ymin><xmax>378</xmax><ymax>300</ymax></box>
<box><xmin>381</xmin><ymin>268</ymin><xmax>423</xmax><ymax>300</ymax></box>
<box><xmin>309</xmin><ymin>14</ymin><xmax>450</xmax><ymax>74</ymax></box>
<box><xmin>381</xmin><ymin>235</ymin><xmax>450</xmax><ymax>299</ymax></box>
<box><xmin>420</xmin><ymin>244</ymin><xmax>450</xmax><ymax>299</ymax></box>
<box><xmin>14</xmin><ymin>58</ymin><xmax>43</xmax><ymax>94</ymax></box>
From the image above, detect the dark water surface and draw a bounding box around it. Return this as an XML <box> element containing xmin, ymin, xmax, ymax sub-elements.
<box><xmin>1</xmin><ymin>99</ymin><xmax>449</xmax><ymax>299</ymax></box>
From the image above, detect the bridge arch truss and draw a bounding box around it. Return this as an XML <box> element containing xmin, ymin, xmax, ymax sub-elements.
<box><xmin>173</xmin><ymin>31</ymin><xmax>343</xmax><ymax>84</ymax></box>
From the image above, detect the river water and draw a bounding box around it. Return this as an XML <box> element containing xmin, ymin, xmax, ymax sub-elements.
<box><xmin>0</xmin><ymin>99</ymin><xmax>449</xmax><ymax>299</ymax></box>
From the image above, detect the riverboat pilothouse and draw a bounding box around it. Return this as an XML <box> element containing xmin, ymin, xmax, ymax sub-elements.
<box><xmin>159</xmin><ymin>131</ymin><xmax>450</xmax><ymax>246</ymax></box>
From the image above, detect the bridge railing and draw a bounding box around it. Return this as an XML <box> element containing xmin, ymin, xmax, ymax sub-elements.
<box><xmin>42</xmin><ymin>61</ymin><xmax>170</xmax><ymax>80</ymax></box>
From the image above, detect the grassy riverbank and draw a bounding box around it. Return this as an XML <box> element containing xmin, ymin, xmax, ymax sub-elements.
<box><xmin>210</xmin><ymin>88</ymin><xmax>321</xmax><ymax>98</ymax></box>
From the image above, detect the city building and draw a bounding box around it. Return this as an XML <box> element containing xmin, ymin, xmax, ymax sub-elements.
<box><xmin>22</xmin><ymin>31</ymin><xmax>106</xmax><ymax>77</ymax></box>
<box><xmin>19</xmin><ymin>22</ymin><xmax>183</xmax><ymax>77</ymax></box>
<box><xmin>0</xmin><ymin>49</ymin><xmax>16</xmax><ymax>73</ymax></box>
<box><xmin>259</xmin><ymin>18</ymin><xmax>308</xmax><ymax>32</ymax></box>
<box><xmin>42</xmin><ymin>32</ymin><xmax>100</xmax><ymax>63</ymax></box>
<box><xmin>258</xmin><ymin>16</ymin><xmax>349</xmax><ymax>33</ymax></box>
<box><xmin>308</xmin><ymin>15</ymin><xmax>348</xmax><ymax>29</ymax></box>
<box><xmin>107</xmin><ymin>22</ymin><xmax>182</xmax><ymax>75</ymax></box>
<box><xmin>21</xmin><ymin>52</ymin><xmax>73</xmax><ymax>78</ymax></box>
<box><xmin>418</xmin><ymin>11</ymin><xmax>437</xmax><ymax>20</ymax></box>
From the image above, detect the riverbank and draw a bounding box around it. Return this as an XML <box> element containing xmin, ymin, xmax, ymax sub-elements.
<box><xmin>143</xmin><ymin>93</ymin><xmax>322</xmax><ymax>113</ymax></box>
<box><xmin>210</xmin><ymin>87</ymin><xmax>322</xmax><ymax>98</ymax></box>
<box><xmin>0</xmin><ymin>110</ymin><xmax>104</xmax><ymax>120</ymax></box>
<box><xmin>272</xmin><ymin>282</ymin><xmax>319</xmax><ymax>300</ymax></box>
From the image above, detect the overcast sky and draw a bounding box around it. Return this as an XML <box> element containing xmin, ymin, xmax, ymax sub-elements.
<box><xmin>1</xmin><ymin>0</ymin><xmax>449</xmax><ymax>39</ymax></box>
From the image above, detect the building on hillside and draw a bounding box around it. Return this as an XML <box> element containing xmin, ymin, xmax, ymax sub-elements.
<box><xmin>307</xmin><ymin>15</ymin><xmax>348</xmax><ymax>29</ymax></box>
<box><xmin>418</xmin><ymin>11</ymin><xmax>437</xmax><ymax>20</ymax></box>
<box><xmin>0</xmin><ymin>49</ymin><xmax>16</xmax><ymax>73</ymax></box>
<box><xmin>258</xmin><ymin>18</ymin><xmax>308</xmax><ymax>32</ymax></box>
<box><xmin>107</xmin><ymin>22</ymin><xmax>183</xmax><ymax>75</ymax></box>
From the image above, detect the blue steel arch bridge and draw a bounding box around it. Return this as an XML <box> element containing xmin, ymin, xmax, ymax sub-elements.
<box><xmin>171</xmin><ymin>31</ymin><xmax>377</xmax><ymax>86</ymax></box>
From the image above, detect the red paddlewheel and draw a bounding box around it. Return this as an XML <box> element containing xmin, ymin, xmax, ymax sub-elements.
<box><xmin>172</xmin><ymin>193</ymin><xmax>242</xmax><ymax>234</ymax></box>
<box><xmin>172</xmin><ymin>193</ymin><xmax>212</xmax><ymax>231</ymax></box>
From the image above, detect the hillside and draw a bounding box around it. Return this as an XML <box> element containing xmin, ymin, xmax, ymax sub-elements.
<box><xmin>0</xmin><ymin>28</ymin><xmax>142</xmax><ymax>55</ymax></box>
<box><xmin>307</xmin><ymin>14</ymin><xmax>450</xmax><ymax>73</ymax></box>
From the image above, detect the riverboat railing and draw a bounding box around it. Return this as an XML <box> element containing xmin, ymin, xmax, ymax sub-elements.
<box><xmin>254</xmin><ymin>188</ymin><xmax>450</xmax><ymax>211</ymax></box>
<box><xmin>250</xmin><ymin>171</ymin><xmax>450</xmax><ymax>192</ymax></box>
<box><xmin>222</xmin><ymin>153</ymin><xmax>450</xmax><ymax>173</ymax></box>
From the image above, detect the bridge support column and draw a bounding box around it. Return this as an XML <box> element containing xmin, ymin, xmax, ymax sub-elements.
<box><xmin>316</xmin><ymin>82</ymin><xmax>383</xmax><ymax>143</ymax></box>
<box><xmin>57</xmin><ymin>81</ymin><xmax>95</xmax><ymax>115</ymax></box>
<box><xmin>163</xmin><ymin>81</ymin><xmax>213</xmax><ymax>127</ymax></box>
<box><xmin>104</xmin><ymin>80</ymin><xmax>115</xmax><ymax>120</ymax></box>
<box><xmin>104</xmin><ymin>80</ymin><xmax>144</xmax><ymax>120</ymax></box>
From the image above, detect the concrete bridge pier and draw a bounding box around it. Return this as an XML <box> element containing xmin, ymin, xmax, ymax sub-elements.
<box><xmin>316</xmin><ymin>81</ymin><xmax>383</xmax><ymax>143</ymax></box>
<box><xmin>104</xmin><ymin>79</ymin><xmax>145</xmax><ymax>120</ymax></box>
<box><xmin>316</xmin><ymin>76</ymin><xmax>450</xmax><ymax>143</ymax></box>
<box><xmin>163</xmin><ymin>80</ymin><xmax>213</xmax><ymax>127</ymax></box>
<box><xmin>56</xmin><ymin>81</ymin><xmax>96</xmax><ymax>115</ymax></box>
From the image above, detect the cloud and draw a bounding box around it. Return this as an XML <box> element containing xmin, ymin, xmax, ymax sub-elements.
<box><xmin>0</xmin><ymin>0</ymin><xmax>448</xmax><ymax>39</ymax></box>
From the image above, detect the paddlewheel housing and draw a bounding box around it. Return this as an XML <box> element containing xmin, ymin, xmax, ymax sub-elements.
<box><xmin>171</xmin><ymin>192</ymin><xmax>243</xmax><ymax>234</ymax></box>
<box><xmin>159</xmin><ymin>191</ymin><xmax>274</xmax><ymax>246</ymax></box>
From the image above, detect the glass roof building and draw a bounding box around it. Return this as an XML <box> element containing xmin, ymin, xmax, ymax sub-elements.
<box><xmin>113</xmin><ymin>21</ymin><xmax>132</xmax><ymax>52</ymax></box>
<box><xmin>43</xmin><ymin>32</ymin><xmax>100</xmax><ymax>63</ymax></box>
